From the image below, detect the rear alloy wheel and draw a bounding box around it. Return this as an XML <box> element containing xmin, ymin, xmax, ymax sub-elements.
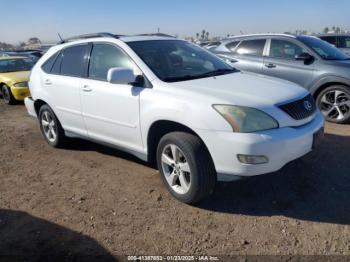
<box><xmin>157</xmin><ymin>132</ymin><xmax>216</xmax><ymax>204</ymax></box>
<box><xmin>2</xmin><ymin>85</ymin><xmax>16</xmax><ymax>105</ymax></box>
<box><xmin>39</xmin><ymin>105</ymin><xmax>66</xmax><ymax>147</ymax></box>
<box><xmin>317</xmin><ymin>85</ymin><xmax>350</xmax><ymax>124</ymax></box>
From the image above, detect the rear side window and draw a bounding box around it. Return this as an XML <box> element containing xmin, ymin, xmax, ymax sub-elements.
<box><xmin>269</xmin><ymin>39</ymin><xmax>307</xmax><ymax>59</ymax></box>
<box><xmin>320</xmin><ymin>36</ymin><xmax>337</xmax><ymax>46</ymax></box>
<box><xmin>226</xmin><ymin>41</ymin><xmax>240</xmax><ymax>52</ymax></box>
<box><xmin>60</xmin><ymin>44</ymin><xmax>89</xmax><ymax>77</ymax></box>
<box><xmin>88</xmin><ymin>43</ymin><xmax>141</xmax><ymax>81</ymax></box>
<box><xmin>234</xmin><ymin>39</ymin><xmax>266</xmax><ymax>56</ymax></box>
<box><xmin>51</xmin><ymin>52</ymin><xmax>63</xmax><ymax>74</ymax></box>
<box><xmin>41</xmin><ymin>52</ymin><xmax>59</xmax><ymax>73</ymax></box>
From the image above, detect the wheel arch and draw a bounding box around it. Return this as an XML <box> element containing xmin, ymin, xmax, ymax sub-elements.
<box><xmin>311</xmin><ymin>76</ymin><xmax>350</xmax><ymax>99</ymax></box>
<box><xmin>146</xmin><ymin>120</ymin><xmax>212</xmax><ymax>164</ymax></box>
<box><xmin>33</xmin><ymin>99</ymin><xmax>49</xmax><ymax>116</ymax></box>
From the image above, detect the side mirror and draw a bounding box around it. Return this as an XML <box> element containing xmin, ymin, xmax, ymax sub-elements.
<box><xmin>107</xmin><ymin>67</ymin><xmax>136</xmax><ymax>85</ymax></box>
<box><xmin>295</xmin><ymin>52</ymin><xmax>313</xmax><ymax>61</ymax></box>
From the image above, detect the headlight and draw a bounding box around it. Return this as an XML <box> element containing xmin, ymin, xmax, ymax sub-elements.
<box><xmin>213</xmin><ymin>105</ymin><xmax>279</xmax><ymax>133</ymax></box>
<box><xmin>14</xmin><ymin>81</ymin><xmax>28</xmax><ymax>87</ymax></box>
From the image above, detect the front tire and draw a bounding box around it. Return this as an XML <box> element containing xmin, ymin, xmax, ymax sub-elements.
<box><xmin>316</xmin><ymin>85</ymin><xmax>350</xmax><ymax>124</ymax></box>
<box><xmin>1</xmin><ymin>85</ymin><xmax>16</xmax><ymax>105</ymax></box>
<box><xmin>38</xmin><ymin>104</ymin><xmax>66</xmax><ymax>148</ymax></box>
<box><xmin>157</xmin><ymin>132</ymin><xmax>216</xmax><ymax>204</ymax></box>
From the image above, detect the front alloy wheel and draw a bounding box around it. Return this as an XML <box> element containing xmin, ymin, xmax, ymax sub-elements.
<box><xmin>161</xmin><ymin>144</ymin><xmax>192</xmax><ymax>195</ymax></box>
<box><xmin>2</xmin><ymin>85</ymin><xmax>16</xmax><ymax>105</ymax></box>
<box><xmin>317</xmin><ymin>85</ymin><xmax>350</xmax><ymax>123</ymax></box>
<box><xmin>157</xmin><ymin>132</ymin><xmax>217</xmax><ymax>204</ymax></box>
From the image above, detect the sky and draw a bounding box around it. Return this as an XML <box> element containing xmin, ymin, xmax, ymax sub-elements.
<box><xmin>1</xmin><ymin>0</ymin><xmax>349</xmax><ymax>44</ymax></box>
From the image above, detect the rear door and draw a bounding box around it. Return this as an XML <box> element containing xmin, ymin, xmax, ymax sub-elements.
<box><xmin>226</xmin><ymin>39</ymin><xmax>267</xmax><ymax>74</ymax></box>
<box><xmin>41</xmin><ymin>44</ymin><xmax>89</xmax><ymax>136</ymax></box>
<box><xmin>262</xmin><ymin>38</ymin><xmax>315</xmax><ymax>88</ymax></box>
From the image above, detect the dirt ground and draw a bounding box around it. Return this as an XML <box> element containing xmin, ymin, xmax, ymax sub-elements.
<box><xmin>0</xmin><ymin>100</ymin><xmax>349</xmax><ymax>259</ymax></box>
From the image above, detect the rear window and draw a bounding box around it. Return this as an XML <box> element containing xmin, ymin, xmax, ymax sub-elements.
<box><xmin>60</xmin><ymin>44</ymin><xmax>89</xmax><ymax>77</ymax></box>
<box><xmin>226</xmin><ymin>41</ymin><xmax>240</xmax><ymax>52</ymax></box>
<box><xmin>234</xmin><ymin>39</ymin><xmax>266</xmax><ymax>56</ymax></box>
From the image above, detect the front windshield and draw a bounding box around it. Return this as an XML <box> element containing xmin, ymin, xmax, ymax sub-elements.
<box><xmin>0</xmin><ymin>58</ymin><xmax>35</xmax><ymax>73</ymax></box>
<box><xmin>298</xmin><ymin>36</ymin><xmax>349</xmax><ymax>60</ymax></box>
<box><xmin>127</xmin><ymin>40</ymin><xmax>236</xmax><ymax>82</ymax></box>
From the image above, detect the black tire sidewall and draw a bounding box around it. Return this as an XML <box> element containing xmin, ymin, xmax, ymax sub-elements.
<box><xmin>316</xmin><ymin>85</ymin><xmax>350</xmax><ymax>124</ymax></box>
<box><xmin>2</xmin><ymin>85</ymin><xmax>15</xmax><ymax>105</ymax></box>
<box><xmin>156</xmin><ymin>132</ymin><xmax>215</xmax><ymax>204</ymax></box>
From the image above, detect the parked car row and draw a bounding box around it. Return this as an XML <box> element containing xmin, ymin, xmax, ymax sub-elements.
<box><xmin>21</xmin><ymin>33</ymin><xmax>325</xmax><ymax>203</ymax></box>
<box><xmin>211</xmin><ymin>34</ymin><xmax>350</xmax><ymax>123</ymax></box>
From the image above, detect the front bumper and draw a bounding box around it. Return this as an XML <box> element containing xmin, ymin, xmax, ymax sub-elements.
<box><xmin>196</xmin><ymin>111</ymin><xmax>325</xmax><ymax>180</ymax></box>
<box><xmin>11</xmin><ymin>86</ymin><xmax>30</xmax><ymax>101</ymax></box>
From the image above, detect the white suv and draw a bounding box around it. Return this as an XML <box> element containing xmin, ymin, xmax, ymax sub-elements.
<box><xmin>25</xmin><ymin>33</ymin><xmax>324</xmax><ymax>204</ymax></box>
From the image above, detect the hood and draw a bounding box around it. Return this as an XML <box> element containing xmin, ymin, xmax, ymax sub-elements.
<box><xmin>168</xmin><ymin>71</ymin><xmax>308</xmax><ymax>107</ymax></box>
<box><xmin>0</xmin><ymin>71</ymin><xmax>30</xmax><ymax>85</ymax></box>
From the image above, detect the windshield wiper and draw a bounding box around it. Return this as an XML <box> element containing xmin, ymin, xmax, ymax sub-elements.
<box><xmin>162</xmin><ymin>68</ymin><xmax>236</xmax><ymax>83</ymax></box>
<box><xmin>196</xmin><ymin>68</ymin><xmax>236</xmax><ymax>78</ymax></box>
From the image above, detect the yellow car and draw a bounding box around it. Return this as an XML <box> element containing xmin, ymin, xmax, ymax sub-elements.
<box><xmin>0</xmin><ymin>56</ymin><xmax>35</xmax><ymax>104</ymax></box>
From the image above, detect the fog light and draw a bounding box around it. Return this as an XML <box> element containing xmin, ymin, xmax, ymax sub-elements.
<box><xmin>237</xmin><ymin>154</ymin><xmax>268</xmax><ymax>165</ymax></box>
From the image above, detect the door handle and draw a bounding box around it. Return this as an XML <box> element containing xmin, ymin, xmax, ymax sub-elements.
<box><xmin>44</xmin><ymin>79</ymin><xmax>52</xmax><ymax>85</ymax></box>
<box><xmin>82</xmin><ymin>85</ymin><xmax>92</xmax><ymax>92</ymax></box>
<box><xmin>265</xmin><ymin>63</ymin><xmax>276</xmax><ymax>69</ymax></box>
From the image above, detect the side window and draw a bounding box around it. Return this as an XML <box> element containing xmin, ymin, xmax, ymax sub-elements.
<box><xmin>226</xmin><ymin>41</ymin><xmax>240</xmax><ymax>52</ymax></box>
<box><xmin>269</xmin><ymin>39</ymin><xmax>307</xmax><ymax>59</ymax></box>
<box><xmin>51</xmin><ymin>52</ymin><xmax>63</xmax><ymax>74</ymax></box>
<box><xmin>41</xmin><ymin>52</ymin><xmax>59</xmax><ymax>73</ymax></box>
<box><xmin>88</xmin><ymin>43</ymin><xmax>141</xmax><ymax>81</ymax></box>
<box><xmin>320</xmin><ymin>36</ymin><xmax>337</xmax><ymax>46</ymax></box>
<box><xmin>338</xmin><ymin>36</ymin><xmax>350</xmax><ymax>48</ymax></box>
<box><xmin>60</xmin><ymin>44</ymin><xmax>89</xmax><ymax>77</ymax></box>
<box><xmin>234</xmin><ymin>39</ymin><xmax>266</xmax><ymax>56</ymax></box>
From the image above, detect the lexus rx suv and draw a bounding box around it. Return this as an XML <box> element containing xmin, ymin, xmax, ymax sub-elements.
<box><xmin>25</xmin><ymin>33</ymin><xmax>324</xmax><ymax>203</ymax></box>
<box><xmin>213</xmin><ymin>34</ymin><xmax>350</xmax><ymax>123</ymax></box>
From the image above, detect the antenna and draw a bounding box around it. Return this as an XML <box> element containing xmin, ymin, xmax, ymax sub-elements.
<box><xmin>57</xmin><ymin>33</ymin><xmax>63</xmax><ymax>42</ymax></box>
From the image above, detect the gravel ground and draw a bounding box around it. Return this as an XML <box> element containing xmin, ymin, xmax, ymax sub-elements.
<box><xmin>0</xmin><ymin>100</ymin><xmax>349</xmax><ymax>260</ymax></box>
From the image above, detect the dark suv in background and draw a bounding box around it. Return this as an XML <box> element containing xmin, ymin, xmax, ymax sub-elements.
<box><xmin>212</xmin><ymin>34</ymin><xmax>350</xmax><ymax>123</ymax></box>
<box><xmin>318</xmin><ymin>34</ymin><xmax>350</xmax><ymax>55</ymax></box>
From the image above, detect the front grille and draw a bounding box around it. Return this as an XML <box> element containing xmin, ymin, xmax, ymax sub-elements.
<box><xmin>278</xmin><ymin>94</ymin><xmax>316</xmax><ymax>120</ymax></box>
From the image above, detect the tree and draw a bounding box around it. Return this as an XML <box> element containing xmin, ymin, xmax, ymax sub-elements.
<box><xmin>323</xmin><ymin>27</ymin><xmax>329</xmax><ymax>34</ymax></box>
<box><xmin>196</xmin><ymin>33</ymin><xmax>199</xmax><ymax>39</ymax></box>
<box><xmin>201</xmin><ymin>30</ymin><xmax>206</xmax><ymax>40</ymax></box>
<box><xmin>205</xmin><ymin>31</ymin><xmax>209</xmax><ymax>40</ymax></box>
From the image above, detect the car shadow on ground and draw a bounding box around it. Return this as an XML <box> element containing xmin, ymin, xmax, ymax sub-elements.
<box><xmin>58</xmin><ymin>133</ymin><xmax>349</xmax><ymax>225</ymax></box>
<box><xmin>197</xmin><ymin>133</ymin><xmax>350</xmax><ymax>225</ymax></box>
<box><xmin>0</xmin><ymin>209</ymin><xmax>116</xmax><ymax>261</ymax></box>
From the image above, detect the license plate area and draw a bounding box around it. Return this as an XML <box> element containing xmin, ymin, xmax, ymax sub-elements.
<box><xmin>312</xmin><ymin>127</ymin><xmax>324</xmax><ymax>149</ymax></box>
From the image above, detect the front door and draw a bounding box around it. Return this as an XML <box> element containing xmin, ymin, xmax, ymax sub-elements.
<box><xmin>262</xmin><ymin>38</ymin><xmax>315</xmax><ymax>88</ymax></box>
<box><xmin>80</xmin><ymin>43</ymin><xmax>144</xmax><ymax>153</ymax></box>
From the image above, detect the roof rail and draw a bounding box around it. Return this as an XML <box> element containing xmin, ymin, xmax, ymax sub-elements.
<box><xmin>59</xmin><ymin>32</ymin><xmax>121</xmax><ymax>44</ymax></box>
<box><xmin>136</xmin><ymin>33</ymin><xmax>176</xmax><ymax>38</ymax></box>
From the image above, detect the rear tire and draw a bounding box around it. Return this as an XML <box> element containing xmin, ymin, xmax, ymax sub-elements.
<box><xmin>156</xmin><ymin>132</ymin><xmax>216</xmax><ymax>204</ymax></box>
<box><xmin>1</xmin><ymin>84</ymin><xmax>16</xmax><ymax>105</ymax></box>
<box><xmin>38</xmin><ymin>104</ymin><xmax>66</xmax><ymax>148</ymax></box>
<box><xmin>316</xmin><ymin>85</ymin><xmax>350</xmax><ymax>124</ymax></box>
